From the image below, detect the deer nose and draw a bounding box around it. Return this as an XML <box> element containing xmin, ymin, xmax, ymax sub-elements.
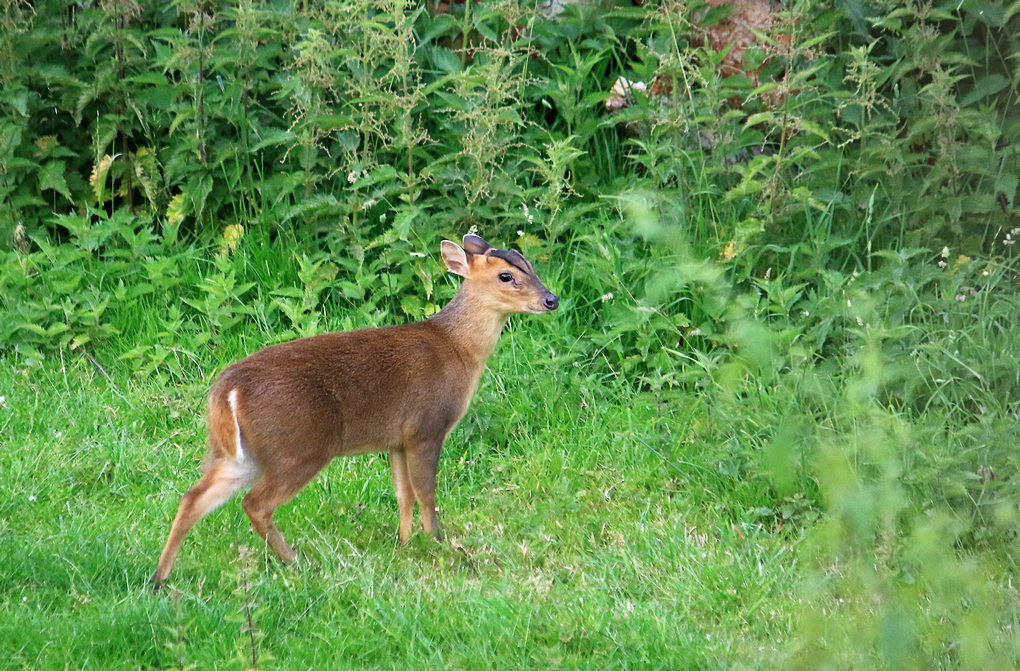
<box><xmin>544</xmin><ymin>293</ymin><xmax>559</xmax><ymax>311</ymax></box>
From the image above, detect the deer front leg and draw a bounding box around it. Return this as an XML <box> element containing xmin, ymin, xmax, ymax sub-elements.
<box><xmin>390</xmin><ymin>449</ymin><xmax>415</xmax><ymax>543</ymax></box>
<box><xmin>405</xmin><ymin>440</ymin><xmax>443</xmax><ymax>541</ymax></box>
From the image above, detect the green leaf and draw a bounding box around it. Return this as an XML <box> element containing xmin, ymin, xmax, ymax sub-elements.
<box><xmin>9</xmin><ymin>88</ymin><xmax>29</xmax><ymax>117</ymax></box>
<box><xmin>959</xmin><ymin>74</ymin><xmax>1009</xmax><ymax>107</ymax></box>
<box><xmin>434</xmin><ymin>90</ymin><xmax>473</xmax><ymax>112</ymax></box>
<box><xmin>473</xmin><ymin>17</ymin><xmax>499</xmax><ymax>42</ymax></box>
<box><xmin>400</xmin><ymin>294</ymin><xmax>422</xmax><ymax>316</ymax></box>
<box><xmin>428</xmin><ymin>46</ymin><xmax>462</xmax><ymax>74</ymax></box>
<box><xmin>187</xmin><ymin>175</ymin><xmax>214</xmax><ymax>221</ymax></box>
<box><xmin>796</xmin><ymin>118</ymin><xmax>830</xmax><ymax>142</ymax></box>
<box><xmin>38</xmin><ymin>161</ymin><xmax>72</xmax><ymax>201</ymax></box>
<box><xmin>270</xmin><ymin>286</ymin><xmax>304</xmax><ymax>299</ymax></box>
<box><xmin>250</xmin><ymin>129</ymin><xmax>294</xmax><ymax>152</ymax></box>
<box><xmin>744</xmin><ymin>111</ymin><xmax>777</xmax><ymax>128</ymax></box>
<box><xmin>995</xmin><ymin>171</ymin><xmax>1018</xmax><ymax>206</ymax></box>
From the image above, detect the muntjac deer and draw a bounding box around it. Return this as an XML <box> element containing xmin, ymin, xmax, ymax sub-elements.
<box><xmin>152</xmin><ymin>234</ymin><xmax>558</xmax><ymax>584</ymax></box>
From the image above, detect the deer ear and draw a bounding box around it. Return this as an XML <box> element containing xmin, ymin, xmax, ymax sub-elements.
<box><xmin>441</xmin><ymin>240</ymin><xmax>470</xmax><ymax>277</ymax></box>
<box><xmin>461</xmin><ymin>234</ymin><xmax>492</xmax><ymax>255</ymax></box>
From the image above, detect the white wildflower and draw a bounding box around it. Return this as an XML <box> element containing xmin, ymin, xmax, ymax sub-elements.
<box><xmin>605</xmin><ymin>77</ymin><xmax>648</xmax><ymax>111</ymax></box>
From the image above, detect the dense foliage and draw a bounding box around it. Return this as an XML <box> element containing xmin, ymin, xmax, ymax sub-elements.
<box><xmin>1</xmin><ymin>1</ymin><xmax>1018</xmax><ymax>668</ymax></box>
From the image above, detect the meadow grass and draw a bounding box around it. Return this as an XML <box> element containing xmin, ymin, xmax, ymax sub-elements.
<box><xmin>2</xmin><ymin>213</ymin><xmax>1019</xmax><ymax>669</ymax></box>
<box><xmin>0</xmin><ymin>312</ymin><xmax>797</xmax><ymax>670</ymax></box>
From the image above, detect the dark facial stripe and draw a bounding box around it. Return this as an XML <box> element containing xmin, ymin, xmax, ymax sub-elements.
<box><xmin>489</xmin><ymin>248</ymin><xmax>533</xmax><ymax>275</ymax></box>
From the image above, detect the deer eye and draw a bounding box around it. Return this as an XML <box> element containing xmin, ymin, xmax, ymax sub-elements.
<box><xmin>498</xmin><ymin>272</ymin><xmax>513</xmax><ymax>283</ymax></box>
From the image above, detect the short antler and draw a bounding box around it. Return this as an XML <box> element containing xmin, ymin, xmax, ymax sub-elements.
<box><xmin>460</xmin><ymin>234</ymin><xmax>492</xmax><ymax>255</ymax></box>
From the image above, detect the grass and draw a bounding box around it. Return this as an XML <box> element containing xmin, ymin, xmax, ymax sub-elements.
<box><xmin>2</xmin><ymin>217</ymin><xmax>1019</xmax><ymax>669</ymax></box>
<box><xmin>0</xmin><ymin>327</ymin><xmax>797</xmax><ymax>669</ymax></box>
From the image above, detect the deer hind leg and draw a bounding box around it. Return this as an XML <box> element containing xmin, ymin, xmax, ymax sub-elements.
<box><xmin>152</xmin><ymin>457</ymin><xmax>258</xmax><ymax>584</ymax></box>
<box><xmin>241</xmin><ymin>456</ymin><xmax>328</xmax><ymax>563</ymax></box>
<box><xmin>390</xmin><ymin>449</ymin><xmax>415</xmax><ymax>543</ymax></box>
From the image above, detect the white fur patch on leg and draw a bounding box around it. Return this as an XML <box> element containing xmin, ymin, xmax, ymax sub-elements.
<box><xmin>227</xmin><ymin>388</ymin><xmax>246</xmax><ymax>462</ymax></box>
<box><xmin>199</xmin><ymin>457</ymin><xmax>260</xmax><ymax>518</ymax></box>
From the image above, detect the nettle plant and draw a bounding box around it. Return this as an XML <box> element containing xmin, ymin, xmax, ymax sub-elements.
<box><xmin>1</xmin><ymin>2</ymin><xmax>1016</xmax><ymax>376</ymax></box>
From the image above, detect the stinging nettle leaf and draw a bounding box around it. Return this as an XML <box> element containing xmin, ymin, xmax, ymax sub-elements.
<box><xmin>38</xmin><ymin>161</ymin><xmax>72</xmax><ymax>201</ymax></box>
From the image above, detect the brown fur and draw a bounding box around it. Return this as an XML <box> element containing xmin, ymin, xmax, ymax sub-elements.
<box><xmin>152</xmin><ymin>235</ymin><xmax>558</xmax><ymax>584</ymax></box>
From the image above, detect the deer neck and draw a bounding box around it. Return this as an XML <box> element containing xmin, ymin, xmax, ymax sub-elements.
<box><xmin>428</xmin><ymin>288</ymin><xmax>509</xmax><ymax>375</ymax></box>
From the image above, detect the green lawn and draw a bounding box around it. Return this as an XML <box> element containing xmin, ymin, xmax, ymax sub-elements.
<box><xmin>1</xmin><ymin>330</ymin><xmax>798</xmax><ymax>669</ymax></box>
<box><xmin>2</xmin><ymin>221</ymin><xmax>1019</xmax><ymax>669</ymax></box>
